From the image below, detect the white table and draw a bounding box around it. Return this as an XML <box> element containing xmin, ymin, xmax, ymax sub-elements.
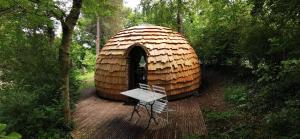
<box><xmin>121</xmin><ymin>88</ymin><xmax>166</xmax><ymax>128</ymax></box>
<box><xmin>121</xmin><ymin>88</ymin><xmax>166</xmax><ymax>103</ymax></box>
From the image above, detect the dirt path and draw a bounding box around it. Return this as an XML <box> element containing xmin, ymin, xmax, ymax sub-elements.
<box><xmin>197</xmin><ymin>68</ymin><xmax>229</xmax><ymax>111</ymax></box>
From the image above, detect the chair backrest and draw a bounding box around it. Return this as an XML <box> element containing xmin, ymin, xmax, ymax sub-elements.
<box><xmin>151</xmin><ymin>85</ymin><xmax>167</xmax><ymax>113</ymax></box>
<box><xmin>151</xmin><ymin>85</ymin><xmax>169</xmax><ymax>122</ymax></box>
<box><xmin>139</xmin><ymin>83</ymin><xmax>151</xmax><ymax>91</ymax></box>
<box><xmin>152</xmin><ymin>85</ymin><xmax>167</xmax><ymax>100</ymax></box>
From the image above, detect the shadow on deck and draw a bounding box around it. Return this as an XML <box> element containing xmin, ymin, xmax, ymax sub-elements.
<box><xmin>72</xmin><ymin>89</ymin><xmax>207</xmax><ymax>139</ymax></box>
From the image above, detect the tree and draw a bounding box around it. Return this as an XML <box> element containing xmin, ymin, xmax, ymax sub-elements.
<box><xmin>82</xmin><ymin>0</ymin><xmax>124</xmax><ymax>51</ymax></box>
<box><xmin>137</xmin><ymin>0</ymin><xmax>186</xmax><ymax>33</ymax></box>
<box><xmin>55</xmin><ymin>0</ymin><xmax>83</xmax><ymax>127</ymax></box>
<box><xmin>0</xmin><ymin>0</ymin><xmax>81</xmax><ymax>137</ymax></box>
<box><xmin>138</xmin><ymin>0</ymin><xmax>177</xmax><ymax>29</ymax></box>
<box><xmin>176</xmin><ymin>0</ymin><xmax>183</xmax><ymax>33</ymax></box>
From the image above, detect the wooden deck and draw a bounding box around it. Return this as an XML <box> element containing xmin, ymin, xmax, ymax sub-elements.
<box><xmin>72</xmin><ymin>89</ymin><xmax>207</xmax><ymax>139</ymax></box>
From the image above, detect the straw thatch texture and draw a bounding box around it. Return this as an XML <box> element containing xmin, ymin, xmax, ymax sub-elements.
<box><xmin>95</xmin><ymin>25</ymin><xmax>201</xmax><ymax>100</ymax></box>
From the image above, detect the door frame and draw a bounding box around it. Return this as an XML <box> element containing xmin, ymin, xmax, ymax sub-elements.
<box><xmin>126</xmin><ymin>43</ymin><xmax>149</xmax><ymax>90</ymax></box>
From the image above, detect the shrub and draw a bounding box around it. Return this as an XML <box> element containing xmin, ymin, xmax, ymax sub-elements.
<box><xmin>0</xmin><ymin>34</ymin><xmax>80</xmax><ymax>138</ymax></box>
<box><xmin>264</xmin><ymin>105</ymin><xmax>300</xmax><ymax>138</ymax></box>
<box><xmin>203</xmin><ymin>109</ymin><xmax>255</xmax><ymax>139</ymax></box>
<box><xmin>224</xmin><ymin>85</ymin><xmax>248</xmax><ymax>106</ymax></box>
<box><xmin>0</xmin><ymin>123</ymin><xmax>21</xmax><ymax>139</ymax></box>
<box><xmin>0</xmin><ymin>86</ymin><xmax>73</xmax><ymax>138</ymax></box>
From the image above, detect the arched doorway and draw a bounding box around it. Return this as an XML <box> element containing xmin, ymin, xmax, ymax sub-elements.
<box><xmin>127</xmin><ymin>45</ymin><xmax>148</xmax><ymax>89</ymax></box>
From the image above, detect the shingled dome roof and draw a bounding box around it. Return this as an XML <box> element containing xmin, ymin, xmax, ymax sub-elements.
<box><xmin>95</xmin><ymin>25</ymin><xmax>201</xmax><ymax>100</ymax></box>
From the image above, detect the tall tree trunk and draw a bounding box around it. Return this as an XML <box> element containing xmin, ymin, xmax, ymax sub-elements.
<box><xmin>96</xmin><ymin>16</ymin><xmax>100</xmax><ymax>55</ymax></box>
<box><xmin>177</xmin><ymin>0</ymin><xmax>183</xmax><ymax>34</ymax></box>
<box><xmin>58</xmin><ymin>0</ymin><xmax>82</xmax><ymax>127</ymax></box>
<box><xmin>59</xmin><ymin>23</ymin><xmax>72</xmax><ymax>127</ymax></box>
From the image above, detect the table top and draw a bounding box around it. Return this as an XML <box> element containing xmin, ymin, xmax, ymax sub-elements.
<box><xmin>121</xmin><ymin>88</ymin><xmax>166</xmax><ymax>102</ymax></box>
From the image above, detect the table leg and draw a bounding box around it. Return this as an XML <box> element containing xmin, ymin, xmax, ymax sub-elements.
<box><xmin>129</xmin><ymin>103</ymin><xmax>141</xmax><ymax>121</ymax></box>
<box><xmin>144</xmin><ymin>105</ymin><xmax>150</xmax><ymax>116</ymax></box>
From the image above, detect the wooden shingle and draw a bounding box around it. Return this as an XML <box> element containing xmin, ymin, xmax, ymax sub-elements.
<box><xmin>95</xmin><ymin>25</ymin><xmax>201</xmax><ymax>100</ymax></box>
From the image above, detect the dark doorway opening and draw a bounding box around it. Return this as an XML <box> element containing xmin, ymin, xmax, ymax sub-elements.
<box><xmin>128</xmin><ymin>46</ymin><xmax>147</xmax><ymax>90</ymax></box>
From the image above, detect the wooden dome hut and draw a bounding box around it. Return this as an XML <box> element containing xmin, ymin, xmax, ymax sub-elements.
<box><xmin>95</xmin><ymin>25</ymin><xmax>201</xmax><ymax>100</ymax></box>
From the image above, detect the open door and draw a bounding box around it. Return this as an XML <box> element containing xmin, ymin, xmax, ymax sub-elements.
<box><xmin>127</xmin><ymin>46</ymin><xmax>147</xmax><ymax>90</ymax></box>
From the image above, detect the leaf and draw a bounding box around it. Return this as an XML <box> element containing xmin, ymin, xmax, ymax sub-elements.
<box><xmin>0</xmin><ymin>123</ymin><xmax>7</xmax><ymax>133</ymax></box>
<box><xmin>5</xmin><ymin>132</ymin><xmax>22</xmax><ymax>139</ymax></box>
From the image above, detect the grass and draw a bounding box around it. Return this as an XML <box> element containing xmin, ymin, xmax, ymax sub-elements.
<box><xmin>77</xmin><ymin>71</ymin><xmax>94</xmax><ymax>81</ymax></box>
<box><xmin>202</xmin><ymin>83</ymin><xmax>251</xmax><ymax>138</ymax></box>
<box><xmin>76</xmin><ymin>71</ymin><xmax>95</xmax><ymax>90</ymax></box>
<box><xmin>223</xmin><ymin>85</ymin><xmax>248</xmax><ymax>106</ymax></box>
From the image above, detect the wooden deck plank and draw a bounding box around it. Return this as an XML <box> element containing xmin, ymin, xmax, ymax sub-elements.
<box><xmin>72</xmin><ymin>93</ymin><xmax>207</xmax><ymax>139</ymax></box>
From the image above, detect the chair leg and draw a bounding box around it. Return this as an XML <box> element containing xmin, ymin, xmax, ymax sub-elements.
<box><xmin>136</xmin><ymin>110</ymin><xmax>141</xmax><ymax>117</ymax></box>
<box><xmin>144</xmin><ymin>105</ymin><xmax>150</xmax><ymax>116</ymax></box>
<box><xmin>153</xmin><ymin>115</ymin><xmax>159</xmax><ymax>125</ymax></box>
<box><xmin>146</xmin><ymin>117</ymin><xmax>152</xmax><ymax>129</ymax></box>
<box><xmin>167</xmin><ymin>111</ymin><xmax>169</xmax><ymax>124</ymax></box>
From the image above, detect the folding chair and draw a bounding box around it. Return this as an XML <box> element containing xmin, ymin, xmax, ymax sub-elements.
<box><xmin>149</xmin><ymin>85</ymin><xmax>169</xmax><ymax>124</ymax></box>
<box><xmin>138</xmin><ymin>83</ymin><xmax>152</xmax><ymax>107</ymax></box>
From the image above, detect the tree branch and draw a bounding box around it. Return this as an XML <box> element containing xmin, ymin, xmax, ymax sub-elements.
<box><xmin>65</xmin><ymin>0</ymin><xmax>82</xmax><ymax>26</ymax></box>
<box><xmin>49</xmin><ymin>5</ymin><xmax>66</xmax><ymax>22</ymax></box>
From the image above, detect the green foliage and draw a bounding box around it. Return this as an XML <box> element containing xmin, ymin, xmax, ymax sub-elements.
<box><xmin>203</xmin><ymin>109</ymin><xmax>255</xmax><ymax>139</ymax></box>
<box><xmin>128</xmin><ymin>0</ymin><xmax>189</xmax><ymax>30</ymax></box>
<box><xmin>238</xmin><ymin>22</ymin><xmax>275</xmax><ymax>68</ymax></box>
<box><xmin>71</xmin><ymin>43</ymin><xmax>96</xmax><ymax>72</ymax></box>
<box><xmin>76</xmin><ymin>71</ymin><xmax>95</xmax><ymax>90</ymax></box>
<box><xmin>0</xmin><ymin>123</ymin><xmax>21</xmax><ymax>139</ymax></box>
<box><xmin>0</xmin><ymin>3</ymin><xmax>79</xmax><ymax>138</ymax></box>
<box><xmin>205</xmin><ymin>110</ymin><xmax>238</xmax><ymax>122</ymax></box>
<box><xmin>198</xmin><ymin>0</ymin><xmax>299</xmax><ymax>137</ymax></box>
<box><xmin>1</xmin><ymin>0</ymin><xmax>299</xmax><ymax>138</ymax></box>
<box><xmin>194</xmin><ymin>0</ymin><xmax>252</xmax><ymax>65</ymax></box>
<box><xmin>0</xmin><ymin>87</ymin><xmax>68</xmax><ymax>138</ymax></box>
<box><xmin>83</xmin><ymin>0</ymin><xmax>118</xmax><ymax>18</ymax></box>
<box><xmin>224</xmin><ymin>85</ymin><xmax>248</xmax><ymax>106</ymax></box>
<box><xmin>140</xmin><ymin>0</ymin><xmax>178</xmax><ymax>29</ymax></box>
<box><xmin>0</xmin><ymin>0</ymin><xmax>128</xmax><ymax>137</ymax></box>
<box><xmin>246</xmin><ymin>59</ymin><xmax>300</xmax><ymax>138</ymax></box>
<box><xmin>0</xmin><ymin>39</ymin><xmax>79</xmax><ymax>138</ymax></box>
<box><xmin>250</xmin><ymin>60</ymin><xmax>300</xmax><ymax>112</ymax></box>
<box><xmin>80</xmin><ymin>0</ymin><xmax>126</xmax><ymax>44</ymax></box>
<box><xmin>124</xmin><ymin>9</ymin><xmax>145</xmax><ymax>27</ymax></box>
<box><xmin>207</xmin><ymin>60</ymin><xmax>300</xmax><ymax>138</ymax></box>
<box><xmin>264</xmin><ymin>104</ymin><xmax>300</xmax><ymax>137</ymax></box>
<box><xmin>82</xmin><ymin>51</ymin><xmax>96</xmax><ymax>71</ymax></box>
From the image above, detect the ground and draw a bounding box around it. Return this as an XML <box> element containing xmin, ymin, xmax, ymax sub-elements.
<box><xmin>72</xmin><ymin>70</ymin><xmax>227</xmax><ymax>139</ymax></box>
